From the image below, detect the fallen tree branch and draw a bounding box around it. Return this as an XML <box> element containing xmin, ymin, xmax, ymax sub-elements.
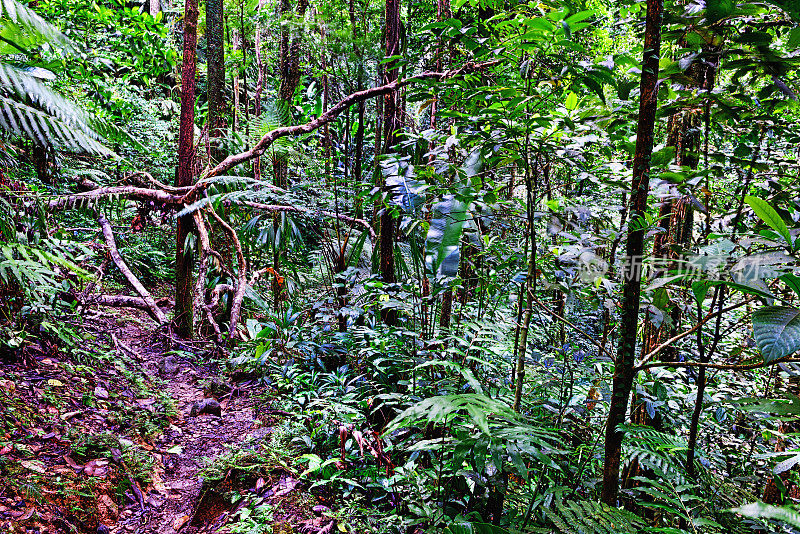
<box><xmin>93</xmin><ymin>294</ymin><xmax>172</xmax><ymax>310</ymax></box>
<box><xmin>199</xmin><ymin>60</ymin><xmax>502</xmax><ymax>183</ymax></box>
<box><xmin>193</xmin><ymin>211</ymin><xmax>224</xmax><ymax>343</ymax></box>
<box><xmin>125</xmin><ymin>171</ymin><xmax>192</xmax><ymax>194</ymax></box>
<box><xmin>242</xmin><ymin>201</ymin><xmax>376</xmax><ymax>240</ymax></box>
<box><xmin>98</xmin><ymin>214</ymin><xmax>168</xmax><ymax>324</ymax></box>
<box><xmin>639</xmin><ymin>357</ymin><xmax>800</xmax><ymax>372</ymax></box>
<box><xmin>49</xmin><ymin>186</ymin><xmax>184</xmax><ymax>209</ymax></box>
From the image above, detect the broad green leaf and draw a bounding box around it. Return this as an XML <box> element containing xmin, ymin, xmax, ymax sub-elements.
<box><xmin>732</xmin><ymin>502</ymin><xmax>800</xmax><ymax>527</ymax></box>
<box><xmin>752</xmin><ymin>306</ymin><xmax>800</xmax><ymax>362</ymax></box>
<box><xmin>781</xmin><ymin>273</ymin><xmax>800</xmax><ymax>299</ymax></box>
<box><xmin>745</xmin><ymin>195</ymin><xmax>792</xmax><ymax>246</ymax></box>
<box><xmin>565</xmin><ymin>92</ymin><xmax>578</xmax><ymax>110</ymax></box>
<box><xmin>425</xmin><ymin>195</ymin><xmax>468</xmax><ymax>278</ymax></box>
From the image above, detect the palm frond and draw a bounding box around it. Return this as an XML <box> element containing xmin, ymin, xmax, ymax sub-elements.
<box><xmin>0</xmin><ymin>62</ymin><xmax>103</xmax><ymax>139</ymax></box>
<box><xmin>0</xmin><ymin>94</ymin><xmax>111</xmax><ymax>154</ymax></box>
<box><xmin>0</xmin><ymin>0</ymin><xmax>73</xmax><ymax>51</ymax></box>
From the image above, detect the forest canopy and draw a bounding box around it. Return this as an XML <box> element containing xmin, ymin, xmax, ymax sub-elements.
<box><xmin>2</xmin><ymin>0</ymin><xmax>800</xmax><ymax>531</ymax></box>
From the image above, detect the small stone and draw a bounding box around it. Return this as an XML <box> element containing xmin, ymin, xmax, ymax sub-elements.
<box><xmin>312</xmin><ymin>505</ymin><xmax>330</xmax><ymax>515</ymax></box>
<box><xmin>189</xmin><ymin>398</ymin><xmax>221</xmax><ymax>417</ymax></box>
<box><xmin>94</xmin><ymin>386</ymin><xmax>109</xmax><ymax>399</ymax></box>
<box><xmin>159</xmin><ymin>356</ymin><xmax>180</xmax><ymax>376</ymax></box>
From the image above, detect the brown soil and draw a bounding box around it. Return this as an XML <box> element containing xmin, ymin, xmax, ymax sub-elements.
<box><xmin>0</xmin><ymin>308</ymin><xmax>321</xmax><ymax>534</ymax></box>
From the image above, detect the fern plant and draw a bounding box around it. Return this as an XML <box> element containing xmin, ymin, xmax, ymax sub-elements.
<box><xmin>0</xmin><ymin>0</ymin><xmax>111</xmax><ymax>155</ymax></box>
<box><xmin>544</xmin><ymin>499</ymin><xmax>645</xmax><ymax>534</ymax></box>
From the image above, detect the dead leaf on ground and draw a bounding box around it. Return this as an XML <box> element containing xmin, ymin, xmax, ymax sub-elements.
<box><xmin>20</xmin><ymin>460</ymin><xmax>46</xmax><ymax>474</ymax></box>
<box><xmin>172</xmin><ymin>514</ymin><xmax>190</xmax><ymax>531</ymax></box>
<box><xmin>84</xmin><ymin>459</ymin><xmax>110</xmax><ymax>477</ymax></box>
<box><xmin>63</xmin><ymin>455</ymin><xmax>82</xmax><ymax>470</ymax></box>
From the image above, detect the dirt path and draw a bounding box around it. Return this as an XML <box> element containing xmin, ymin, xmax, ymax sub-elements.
<box><xmin>1</xmin><ymin>308</ymin><xmax>323</xmax><ymax>534</ymax></box>
<box><xmin>108</xmin><ymin>318</ymin><xmax>271</xmax><ymax>534</ymax></box>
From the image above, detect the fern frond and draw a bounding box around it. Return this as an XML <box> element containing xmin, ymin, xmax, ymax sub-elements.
<box><xmin>732</xmin><ymin>501</ymin><xmax>800</xmax><ymax>528</ymax></box>
<box><xmin>0</xmin><ymin>95</ymin><xmax>111</xmax><ymax>154</ymax></box>
<box><xmin>545</xmin><ymin>500</ymin><xmax>645</xmax><ymax>534</ymax></box>
<box><xmin>621</xmin><ymin>425</ymin><xmax>695</xmax><ymax>484</ymax></box>
<box><xmin>0</xmin><ymin>63</ymin><xmax>103</xmax><ymax>139</ymax></box>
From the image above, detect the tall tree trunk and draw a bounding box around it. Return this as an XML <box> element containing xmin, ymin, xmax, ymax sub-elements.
<box><xmin>207</xmin><ymin>0</ymin><xmax>226</xmax><ymax>164</ymax></box>
<box><xmin>600</xmin><ymin>0</ymin><xmax>663</xmax><ymax>505</ymax></box>
<box><xmin>148</xmin><ymin>0</ymin><xmax>160</xmax><ymax>17</ymax></box>
<box><xmin>513</xmin><ymin>155</ymin><xmax>536</xmax><ymax>412</ymax></box>
<box><xmin>350</xmin><ymin>0</ymin><xmax>366</xmax><ymax>219</ymax></box>
<box><xmin>174</xmin><ymin>0</ymin><xmax>200</xmax><ymax>338</ymax></box>
<box><xmin>379</xmin><ymin>0</ymin><xmax>401</xmax><ymax>325</ymax></box>
<box><xmin>253</xmin><ymin>0</ymin><xmax>267</xmax><ymax>181</ymax></box>
<box><xmin>274</xmin><ymin>0</ymin><xmax>309</xmax><ymax>188</ymax></box>
<box><xmin>231</xmin><ymin>25</ymin><xmax>240</xmax><ymax>133</ymax></box>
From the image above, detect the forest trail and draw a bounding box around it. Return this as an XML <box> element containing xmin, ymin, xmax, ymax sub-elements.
<box><xmin>1</xmin><ymin>305</ymin><xmax>327</xmax><ymax>534</ymax></box>
<box><xmin>108</xmin><ymin>312</ymin><xmax>272</xmax><ymax>534</ymax></box>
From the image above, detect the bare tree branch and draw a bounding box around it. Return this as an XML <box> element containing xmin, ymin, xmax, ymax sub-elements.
<box><xmin>98</xmin><ymin>214</ymin><xmax>168</xmax><ymax>324</ymax></box>
<box><xmin>50</xmin><ymin>187</ymin><xmax>184</xmax><ymax>209</ymax></box>
<box><xmin>207</xmin><ymin>203</ymin><xmax>247</xmax><ymax>341</ymax></box>
<box><xmin>199</xmin><ymin>60</ymin><xmax>501</xmax><ymax>183</ymax></box>
<box><xmin>242</xmin><ymin>201</ymin><xmax>376</xmax><ymax>240</ymax></box>
<box><xmin>91</xmin><ymin>294</ymin><xmax>172</xmax><ymax>311</ymax></box>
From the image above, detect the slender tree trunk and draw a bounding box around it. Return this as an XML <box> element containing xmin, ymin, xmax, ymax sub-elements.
<box><xmin>274</xmin><ymin>0</ymin><xmax>309</xmax><ymax>188</ymax></box>
<box><xmin>174</xmin><ymin>0</ymin><xmax>200</xmax><ymax>338</ymax></box>
<box><xmin>253</xmin><ymin>0</ymin><xmax>267</xmax><ymax>181</ymax></box>
<box><xmin>379</xmin><ymin>0</ymin><xmax>401</xmax><ymax>325</ymax></box>
<box><xmin>207</xmin><ymin>0</ymin><xmax>226</xmax><ymax>164</ymax></box>
<box><xmin>149</xmin><ymin>0</ymin><xmax>160</xmax><ymax>17</ymax></box>
<box><xmin>600</xmin><ymin>0</ymin><xmax>663</xmax><ymax>505</ymax></box>
<box><xmin>232</xmin><ymin>26</ymin><xmax>240</xmax><ymax>134</ymax></box>
<box><xmin>350</xmin><ymin>0</ymin><xmax>366</xmax><ymax>219</ymax></box>
<box><xmin>513</xmin><ymin>158</ymin><xmax>536</xmax><ymax>412</ymax></box>
<box><xmin>439</xmin><ymin>288</ymin><xmax>453</xmax><ymax>329</ymax></box>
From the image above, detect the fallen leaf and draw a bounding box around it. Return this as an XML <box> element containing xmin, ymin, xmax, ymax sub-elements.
<box><xmin>63</xmin><ymin>455</ymin><xmax>82</xmax><ymax>470</ymax></box>
<box><xmin>84</xmin><ymin>459</ymin><xmax>109</xmax><ymax>477</ymax></box>
<box><xmin>47</xmin><ymin>379</ymin><xmax>64</xmax><ymax>387</ymax></box>
<box><xmin>61</xmin><ymin>411</ymin><xmax>81</xmax><ymax>421</ymax></box>
<box><xmin>0</xmin><ymin>379</ymin><xmax>14</xmax><ymax>392</ymax></box>
<box><xmin>20</xmin><ymin>460</ymin><xmax>46</xmax><ymax>474</ymax></box>
<box><xmin>165</xmin><ymin>445</ymin><xmax>182</xmax><ymax>455</ymax></box>
<box><xmin>172</xmin><ymin>514</ymin><xmax>190</xmax><ymax>531</ymax></box>
<box><xmin>11</xmin><ymin>508</ymin><xmax>34</xmax><ymax>521</ymax></box>
<box><xmin>0</xmin><ymin>445</ymin><xmax>12</xmax><ymax>456</ymax></box>
<box><xmin>94</xmin><ymin>386</ymin><xmax>110</xmax><ymax>399</ymax></box>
